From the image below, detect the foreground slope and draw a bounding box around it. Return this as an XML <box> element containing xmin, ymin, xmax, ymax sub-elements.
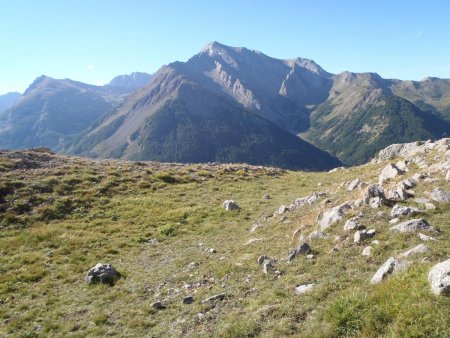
<box><xmin>69</xmin><ymin>65</ymin><xmax>340</xmax><ymax>170</ymax></box>
<box><xmin>1</xmin><ymin>139</ymin><xmax>450</xmax><ymax>337</ymax></box>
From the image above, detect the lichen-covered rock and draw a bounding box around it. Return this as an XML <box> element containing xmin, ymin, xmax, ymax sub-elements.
<box><xmin>390</xmin><ymin>205</ymin><xmax>421</xmax><ymax>218</ymax></box>
<box><xmin>390</xmin><ymin>218</ymin><xmax>434</xmax><ymax>233</ymax></box>
<box><xmin>85</xmin><ymin>263</ymin><xmax>121</xmax><ymax>285</ymax></box>
<box><xmin>428</xmin><ymin>260</ymin><xmax>450</xmax><ymax>296</ymax></box>
<box><xmin>430</xmin><ymin>188</ymin><xmax>450</xmax><ymax>203</ymax></box>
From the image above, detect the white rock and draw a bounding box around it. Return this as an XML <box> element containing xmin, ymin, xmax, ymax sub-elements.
<box><xmin>418</xmin><ymin>233</ymin><xmax>437</xmax><ymax>241</ymax></box>
<box><xmin>379</xmin><ymin>163</ymin><xmax>404</xmax><ymax>184</ymax></box>
<box><xmin>223</xmin><ymin>200</ymin><xmax>240</xmax><ymax>211</ymax></box>
<box><xmin>347</xmin><ymin>178</ymin><xmax>361</xmax><ymax>191</ymax></box>
<box><xmin>428</xmin><ymin>259</ymin><xmax>450</xmax><ymax>296</ymax></box>
<box><xmin>317</xmin><ymin>202</ymin><xmax>352</xmax><ymax>230</ymax></box>
<box><xmin>354</xmin><ymin>229</ymin><xmax>376</xmax><ymax>243</ymax></box>
<box><xmin>370</xmin><ymin>257</ymin><xmax>411</xmax><ymax>284</ymax></box>
<box><xmin>425</xmin><ymin>203</ymin><xmax>436</xmax><ymax>210</ymax></box>
<box><xmin>294</xmin><ymin>283</ymin><xmax>315</xmax><ymax>295</ymax></box>
<box><xmin>389</xmin><ymin>218</ymin><xmax>400</xmax><ymax>224</ymax></box>
<box><xmin>401</xmin><ymin>244</ymin><xmax>431</xmax><ymax>257</ymax></box>
<box><xmin>362</xmin><ymin>246</ymin><xmax>373</xmax><ymax>256</ymax></box>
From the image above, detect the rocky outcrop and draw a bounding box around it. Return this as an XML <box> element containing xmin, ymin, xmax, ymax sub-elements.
<box><xmin>379</xmin><ymin>163</ymin><xmax>404</xmax><ymax>184</ymax></box>
<box><xmin>390</xmin><ymin>219</ymin><xmax>434</xmax><ymax>233</ymax></box>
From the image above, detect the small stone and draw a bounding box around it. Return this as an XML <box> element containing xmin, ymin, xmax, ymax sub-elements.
<box><xmin>354</xmin><ymin>229</ymin><xmax>376</xmax><ymax>243</ymax></box>
<box><xmin>188</xmin><ymin>262</ymin><xmax>199</xmax><ymax>269</ymax></box>
<box><xmin>183</xmin><ymin>296</ymin><xmax>194</xmax><ymax>304</ymax></box>
<box><xmin>306</xmin><ymin>254</ymin><xmax>315</xmax><ymax>260</ymax></box>
<box><xmin>344</xmin><ymin>217</ymin><xmax>365</xmax><ymax>231</ymax></box>
<box><xmin>401</xmin><ymin>244</ymin><xmax>431</xmax><ymax>257</ymax></box>
<box><xmin>389</xmin><ymin>218</ymin><xmax>400</xmax><ymax>224</ymax></box>
<box><xmin>257</xmin><ymin>255</ymin><xmax>267</xmax><ymax>265</ymax></box>
<box><xmin>197</xmin><ymin>313</ymin><xmax>206</xmax><ymax>321</ymax></box>
<box><xmin>347</xmin><ymin>178</ymin><xmax>361</xmax><ymax>191</ymax></box>
<box><xmin>263</xmin><ymin>193</ymin><xmax>271</xmax><ymax>199</ymax></box>
<box><xmin>85</xmin><ymin>263</ymin><xmax>121</xmax><ymax>285</ymax></box>
<box><xmin>418</xmin><ymin>233</ymin><xmax>437</xmax><ymax>241</ymax></box>
<box><xmin>294</xmin><ymin>283</ymin><xmax>315</xmax><ymax>295</ymax></box>
<box><xmin>362</xmin><ymin>246</ymin><xmax>373</xmax><ymax>256</ymax></box>
<box><xmin>263</xmin><ymin>259</ymin><xmax>274</xmax><ymax>274</ymax></box>
<box><xmin>223</xmin><ymin>200</ymin><xmax>240</xmax><ymax>211</ymax></box>
<box><xmin>425</xmin><ymin>203</ymin><xmax>436</xmax><ymax>210</ymax></box>
<box><xmin>151</xmin><ymin>301</ymin><xmax>166</xmax><ymax>310</ymax></box>
<box><xmin>278</xmin><ymin>205</ymin><xmax>288</xmax><ymax>214</ymax></box>
<box><xmin>202</xmin><ymin>293</ymin><xmax>226</xmax><ymax>304</ymax></box>
<box><xmin>207</xmin><ymin>248</ymin><xmax>217</xmax><ymax>254</ymax></box>
<box><xmin>371</xmin><ymin>240</ymin><xmax>380</xmax><ymax>245</ymax></box>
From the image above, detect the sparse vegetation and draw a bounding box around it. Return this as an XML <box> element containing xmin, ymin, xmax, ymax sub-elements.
<box><xmin>0</xmin><ymin>148</ymin><xmax>449</xmax><ymax>337</ymax></box>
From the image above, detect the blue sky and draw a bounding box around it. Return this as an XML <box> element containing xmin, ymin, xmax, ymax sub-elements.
<box><xmin>1</xmin><ymin>0</ymin><xmax>450</xmax><ymax>94</ymax></box>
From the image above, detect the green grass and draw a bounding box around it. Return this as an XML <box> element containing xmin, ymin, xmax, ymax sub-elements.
<box><xmin>0</xmin><ymin>149</ymin><xmax>450</xmax><ymax>337</ymax></box>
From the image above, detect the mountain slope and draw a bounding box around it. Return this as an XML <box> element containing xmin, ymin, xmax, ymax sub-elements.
<box><xmin>0</xmin><ymin>76</ymin><xmax>129</xmax><ymax>150</ymax></box>
<box><xmin>0</xmin><ymin>92</ymin><xmax>21</xmax><ymax>113</ymax></box>
<box><xmin>69</xmin><ymin>67</ymin><xmax>340</xmax><ymax>170</ymax></box>
<box><xmin>302</xmin><ymin>72</ymin><xmax>450</xmax><ymax>165</ymax></box>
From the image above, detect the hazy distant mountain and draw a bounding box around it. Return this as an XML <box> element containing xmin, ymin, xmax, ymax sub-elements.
<box><xmin>108</xmin><ymin>72</ymin><xmax>153</xmax><ymax>90</ymax></box>
<box><xmin>68</xmin><ymin>66</ymin><xmax>341</xmax><ymax>170</ymax></box>
<box><xmin>0</xmin><ymin>76</ymin><xmax>130</xmax><ymax>150</ymax></box>
<box><xmin>0</xmin><ymin>92</ymin><xmax>21</xmax><ymax>113</ymax></box>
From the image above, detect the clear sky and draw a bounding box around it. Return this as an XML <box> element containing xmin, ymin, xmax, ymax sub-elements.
<box><xmin>1</xmin><ymin>0</ymin><xmax>450</xmax><ymax>94</ymax></box>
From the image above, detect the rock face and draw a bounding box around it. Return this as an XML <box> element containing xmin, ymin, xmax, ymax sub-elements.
<box><xmin>428</xmin><ymin>259</ymin><xmax>450</xmax><ymax>296</ymax></box>
<box><xmin>379</xmin><ymin>163</ymin><xmax>404</xmax><ymax>184</ymax></box>
<box><xmin>401</xmin><ymin>244</ymin><xmax>431</xmax><ymax>257</ymax></box>
<box><xmin>318</xmin><ymin>202</ymin><xmax>352</xmax><ymax>230</ymax></box>
<box><xmin>223</xmin><ymin>200</ymin><xmax>240</xmax><ymax>211</ymax></box>
<box><xmin>370</xmin><ymin>257</ymin><xmax>410</xmax><ymax>284</ymax></box>
<box><xmin>390</xmin><ymin>219</ymin><xmax>433</xmax><ymax>233</ymax></box>
<box><xmin>430</xmin><ymin>188</ymin><xmax>450</xmax><ymax>203</ymax></box>
<box><xmin>85</xmin><ymin>263</ymin><xmax>121</xmax><ymax>285</ymax></box>
<box><xmin>390</xmin><ymin>205</ymin><xmax>421</xmax><ymax>218</ymax></box>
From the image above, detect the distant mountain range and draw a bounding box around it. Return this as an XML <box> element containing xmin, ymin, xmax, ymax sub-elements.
<box><xmin>1</xmin><ymin>42</ymin><xmax>450</xmax><ymax>169</ymax></box>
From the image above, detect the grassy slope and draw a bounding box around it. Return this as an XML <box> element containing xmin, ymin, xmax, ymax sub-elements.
<box><xmin>1</xmin><ymin>149</ymin><xmax>449</xmax><ymax>337</ymax></box>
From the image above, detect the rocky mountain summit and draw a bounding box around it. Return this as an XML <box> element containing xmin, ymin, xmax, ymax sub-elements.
<box><xmin>1</xmin><ymin>138</ymin><xmax>449</xmax><ymax>336</ymax></box>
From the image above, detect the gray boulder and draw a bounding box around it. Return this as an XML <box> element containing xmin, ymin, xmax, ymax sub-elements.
<box><xmin>287</xmin><ymin>242</ymin><xmax>312</xmax><ymax>261</ymax></box>
<box><xmin>85</xmin><ymin>263</ymin><xmax>121</xmax><ymax>285</ymax></box>
<box><xmin>370</xmin><ymin>257</ymin><xmax>411</xmax><ymax>284</ymax></box>
<box><xmin>363</xmin><ymin>184</ymin><xmax>386</xmax><ymax>206</ymax></box>
<box><xmin>307</xmin><ymin>230</ymin><xmax>326</xmax><ymax>241</ymax></box>
<box><xmin>223</xmin><ymin>200</ymin><xmax>240</xmax><ymax>211</ymax></box>
<box><xmin>318</xmin><ymin>202</ymin><xmax>352</xmax><ymax>230</ymax></box>
<box><xmin>390</xmin><ymin>219</ymin><xmax>434</xmax><ymax>233</ymax></box>
<box><xmin>390</xmin><ymin>205</ymin><xmax>421</xmax><ymax>218</ymax></box>
<box><xmin>428</xmin><ymin>259</ymin><xmax>450</xmax><ymax>296</ymax></box>
<box><xmin>430</xmin><ymin>188</ymin><xmax>450</xmax><ymax>203</ymax></box>
<box><xmin>418</xmin><ymin>233</ymin><xmax>437</xmax><ymax>241</ymax></box>
<box><xmin>401</xmin><ymin>244</ymin><xmax>431</xmax><ymax>257</ymax></box>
